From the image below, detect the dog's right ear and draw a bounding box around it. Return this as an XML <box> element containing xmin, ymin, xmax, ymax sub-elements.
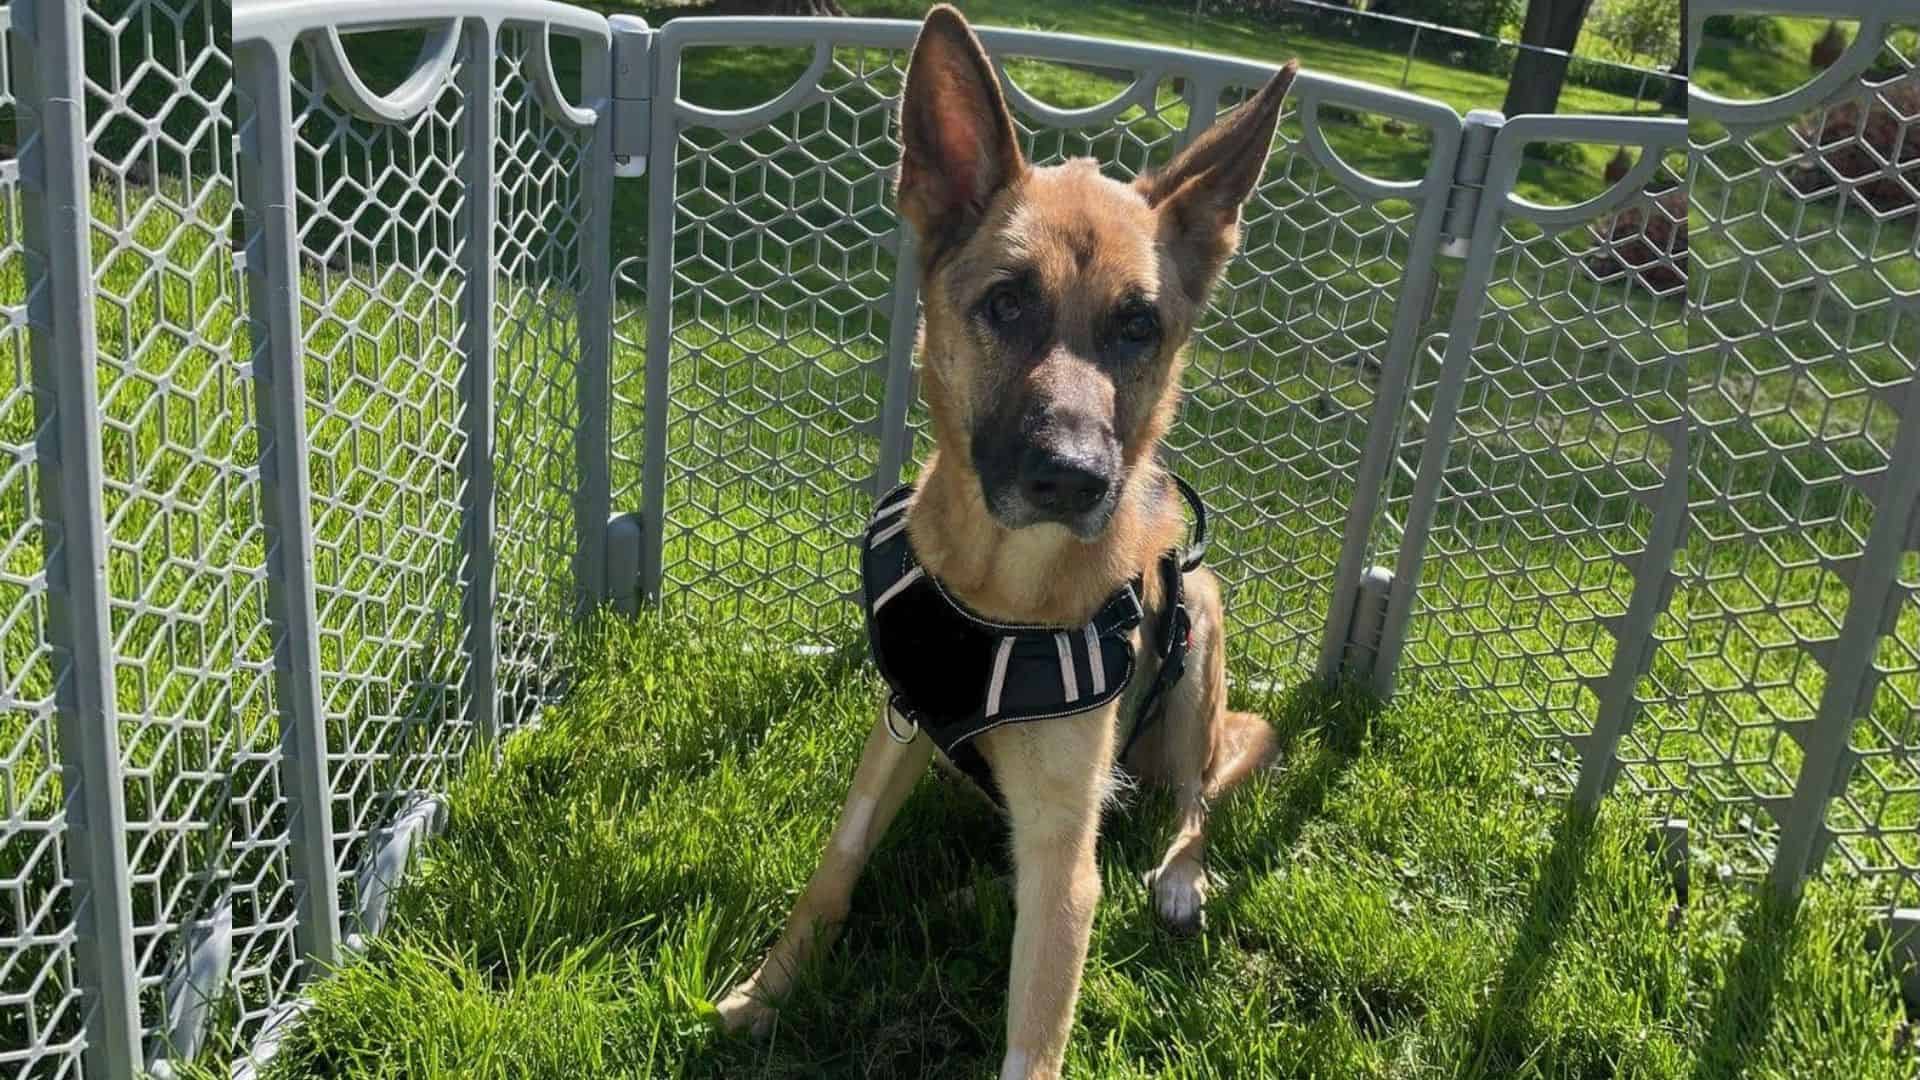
<box><xmin>897</xmin><ymin>5</ymin><xmax>1025</xmax><ymax>255</ymax></box>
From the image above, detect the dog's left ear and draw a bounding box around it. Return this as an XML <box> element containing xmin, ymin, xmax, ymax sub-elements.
<box><xmin>1136</xmin><ymin>60</ymin><xmax>1298</xmax><ymax>301</ymax></box>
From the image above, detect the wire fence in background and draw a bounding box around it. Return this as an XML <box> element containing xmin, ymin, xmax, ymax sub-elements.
<box><xmin>1179</xmin><ymin>0</ymin><xmax>1686</xmax><ymax>114</ymax></box>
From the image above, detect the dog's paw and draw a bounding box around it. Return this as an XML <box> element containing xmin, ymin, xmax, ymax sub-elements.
<box><xmin>1145</xmin><ymin>860</ymin><xmax>1208</xmax><ymax>936</ymax></box>
<box><xmin>714</xmin><ymin>982</ymin><xmax>778</xmax><ymax>1038</ymax></box>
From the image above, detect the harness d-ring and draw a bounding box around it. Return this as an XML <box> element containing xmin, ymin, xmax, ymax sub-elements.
<box><xmin>884</xmin><ymin>702</ymin><xmax>919</xmax><ymax>744</ymax></box>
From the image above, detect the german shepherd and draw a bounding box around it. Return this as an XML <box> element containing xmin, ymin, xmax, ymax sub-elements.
<box><xmin>717</xmin><ymin>8</ymin><xmax>1297</xmax><ymax>1076</ymax></box>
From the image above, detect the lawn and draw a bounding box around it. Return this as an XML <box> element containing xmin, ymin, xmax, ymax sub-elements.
<box><xmin>183</xmin><ymin>613</ymin><xmax>1908</xmax><ymax>1078</ymax></box>
<box><xmin>3</xmin><ymin>2</ymin><xmax>1915</xmax><ymax>1077</ymax></box>
<box><xmin>841</xmin><ymin>0</ymin><xmax>1674</xmax><ymax>118</ymax></box>
<box><xmin>171</xmin><ymin>15</ymin><xmax>1907</xmax><ymax>1071</ymax></box>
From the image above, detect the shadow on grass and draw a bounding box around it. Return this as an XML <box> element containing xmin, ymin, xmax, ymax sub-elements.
<box><xmin>1099</xmin><ymin>676</ymin><xmax>1385</xmax><ymax>988</ymax></box>
<box><xmin>1250</xmin><ymin>676</ymin><xmax>1388</xmax><ymax>840</ymax></box>
<box><xmin>1462</xmin><ymin>806</ymin><xmax>1603</xmax><ymax>1075</ymax></box>
<box><xmin>665</xmin><ymin>780</ymin><xmax>1014</xmax><ymax>1078</ymax></box>
<box><xmin>1688</xmin><ymin>893</ymin><xmax>1802</xmax><ymax>1080</ymax></box>
<box><xmin>672</xmin><ymin>677</ymin><xmax>1390</xmax><ymax>1077</ymax></box>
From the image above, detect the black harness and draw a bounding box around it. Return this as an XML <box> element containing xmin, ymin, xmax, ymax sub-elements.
<box><xmin>860</xmin><ymin>476</ymin><xmax>1208</xmax><ymax>806</ymax></box>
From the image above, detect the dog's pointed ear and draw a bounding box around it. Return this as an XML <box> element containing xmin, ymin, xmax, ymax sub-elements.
<box><xmin>897</xmin><ymin>5</ymin><xmax>1025</xmax><ymax>254</ymax></box>
<box><xmin>1136</xmin><ymin>61</ymin><xmax>1297</xmax><ymax>300</ymax></box>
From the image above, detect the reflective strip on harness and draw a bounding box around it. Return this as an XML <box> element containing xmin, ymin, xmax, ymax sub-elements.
<box><xmin>1084</xmin><ymin>622</ymin><xmax>1106</xmax><ymax>695</ymax></box>
<box><xmin>1054</xmin><ymin>633</ymin><xmax>1078</xmax><ymax>699</ymax></box>
<box><xmin>872</xmin><ymin>565</ymin><xmax>924</xmax><ymax>613</ymax></box>
<box><xmin>985</xmin><ymin>636</ymin><xmax>1014</xmax><ymax>718</ymax></box>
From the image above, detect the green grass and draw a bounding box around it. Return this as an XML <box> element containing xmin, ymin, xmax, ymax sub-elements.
<box><xmin>172</xmin><ymin>612</ymin><xmax>1910</xmax><ymax>1078</ymax></box>
<box><xmin>846</xmin><ymin>0</ymin><xmax>1671</xmax><ymax>118</ymax></box>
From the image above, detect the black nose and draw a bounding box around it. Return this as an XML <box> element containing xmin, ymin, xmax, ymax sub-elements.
<box><xmin>1021</xmin><ymin>449</ymin><xmax>1111</xmax><ymax>517</ymax></box>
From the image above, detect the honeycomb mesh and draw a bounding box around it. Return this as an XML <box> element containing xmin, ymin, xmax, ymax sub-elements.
<box><xmin>1688</xmin><ymin>22</ymin><xmax>1920</xmax><ymax>891</ymax></box>
<box><xmin>286</xmin><ymin>35</ymin><xmax>474</xmax><ymax>907</ymax></box>
<box><xmin>1392</xmin><ymin>147</ymin><xmax>1688</xmax><ymax>796</ymax></box>
<box><xmin>1173</xmin><ymin>86</ymin><xmax>1433</xmax><ymax>682</ymax></box>
<box><xmin>1811</xmin><ymin>38</ymin><xmax>1920</xmax><ymax>912</ymax></box>
<box><xmin>1687</xmin><ymin>28</ymin><xmax>1920</xmax><ymax>886</ymax></box>
<box><xmin>76</xmin><ymin>0</ymin><xmax>279</xmax><ymax>1054</ymax></box>
<box><xmin>630</xmin><ymin>38</ymin><xmax>1453</xmax><ymax>684</ymax></box>
<box><xmin>491</xmin><ymin>27</ymin><xmax>593</xmax><ymax>730</ymax></box>
<box><xmin>630</xmin><ymin>41</ymin><xmax>906</xmax><ymax>640</ymax></box>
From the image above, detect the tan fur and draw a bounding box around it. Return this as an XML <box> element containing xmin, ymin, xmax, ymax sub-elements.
<box><xmin>717</xmin><ymin>8</ymin><xmax>1296</xmax><ymax>1076</ymax></box>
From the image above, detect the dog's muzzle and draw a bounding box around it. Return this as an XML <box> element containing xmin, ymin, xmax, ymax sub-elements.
<box><xmin>1019</xmin><ymin>445</ymin><xmax>1112</xmax><ymax>520</ymax></box>
<box><xmin>975</xmin><ymin>423</ymin><xmax>1121</xmax><ymax>538</ymax></box>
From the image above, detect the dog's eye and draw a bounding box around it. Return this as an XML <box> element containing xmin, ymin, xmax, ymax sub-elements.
<box><xmin>987</xmin><ymin>285</ymin><xmax>1023</xmax><ymax>324</ymax></box>
<box><xmin>1118</xmin><ymin>306</ymin><xmax>1159</xmax><ymax>344</ymax></box>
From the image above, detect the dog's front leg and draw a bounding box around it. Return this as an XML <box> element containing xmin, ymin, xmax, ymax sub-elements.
<box><xmin>717</xmin><ymin>703</ymin><xmax>931</xmax><ymax>1035</ymax></box>
<box><xmin>980</xmin><ymin>708</ymin><xmax>1114</xmax><ymax>1080</ymax></box>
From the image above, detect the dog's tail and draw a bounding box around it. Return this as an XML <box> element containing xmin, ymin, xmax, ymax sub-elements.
<box><xmin>1205</xmin><ymin>711</ymin><xmax>1279</xmax><ymax>800</ymax></box>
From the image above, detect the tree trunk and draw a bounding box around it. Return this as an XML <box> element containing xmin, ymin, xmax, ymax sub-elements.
<box><xmin>1502</xmin><ymin>0</ymin><xmax>1597</xmax><ymax>117</ymax></box>
<box><xmin>1811</xmin><ymin>21</ymin><xmax>1847</xmax><ymax>69</ymax></box>
<box><xmin>1660</xmin><ymin>11</ymin><xmax>1687</xmax><ymax>113</ymax></box>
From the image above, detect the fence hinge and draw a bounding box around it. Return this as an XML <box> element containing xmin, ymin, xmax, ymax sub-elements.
<box><xmin>143</xmin><ymin>899</ymin><xmax>233</xmax><ymax>1078</ymax></box>
<box><xmin>1438</xmin><ymin>108</ymin><xmax>1504</xmax><ymax>257</ymax></box>
<box><xmin>606</xmin><ymin>512</ymin><xmax>643</xmax><ymax>616</ymax></box>
<box><xmin>344</xmin><ymin>794</ymin><xmax>446</xmax><ymax>955</ymax></box>
<box><xmin>1339</xmin><ymin>566</ymin><xmax>1395</xmax><ymax>682</ymax></box>
<box><xmin>610</xmin><ymin>15</ymin><xmax>654</xmax><ymax>179</ymax></box>
<box><xmin>1869</xmin><ymin>908</ymin><xmax>1920</xmax><ymax>1011</ymax></box>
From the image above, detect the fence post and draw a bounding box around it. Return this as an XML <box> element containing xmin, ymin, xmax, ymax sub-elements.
<box><xmin>576</xmin><ymin>28</ymin><xmax>617</xmax><ymax>612</ymax></box>
<box><xmin>1314</xmin><ymin>107</ymin><xmax>1480</xmax><ymax>684</ymax></box>
<box><xmin>456</xmin><ymin>21</ymin><xmax>500</xmax><ymax>745</ymax></box>
<box><xmin>871</xmin><ymin>224</ymin><xmax>921</xmax><ymax>500</ymax></box>
<box><xmin>1365</xmin><ymin>116</ymin><xmax>1519</xmax><ymax>699</ymax></box>
<box><xmin>1176</xmin><ymin>73</ymin><xmax>1221</xmax><ymax>150</ymax></box>
<box><xmin>234</xmin><ymin>34</ymin><xmax>344</xmax><ymax>968</ymax></box>
<box><xmin>602</xmin><ymin>16</ymin><xmax>651</xmax><ymax>613</ymax></box>
<box><xmin>12</xmin><ymin>0</ymin><xmax>143</xmax><ymax>1072</ymax></box>
<box><xmin>638</xmin><ymin>37</ymin><xmax>676</xmax><ymax>604</ymax></box>
<box><xmin>1570</xmin><ymin>419</ymin><xmax>1688</xmax><ymax>813</ymax></box>
<box><xmin>1768</xmin><ymin>377</ymin><xmax>1920</xmax><ymax>903</ymax></box>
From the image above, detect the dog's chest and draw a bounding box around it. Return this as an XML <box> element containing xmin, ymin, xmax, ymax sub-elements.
<box><xmin>861</xmin><ymin>483</ymin><xmax>1193</xmax><ymax>805</ymax></box>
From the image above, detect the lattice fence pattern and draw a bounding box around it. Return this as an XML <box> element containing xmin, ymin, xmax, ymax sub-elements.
<box><xmin>1390</xmin><ymin>134</ymin><xmax>1688</xmax><ymax>805</ymax></box>
<box><xmin>626</xmin><ymin>24</ymin><xmax>1464</xmax><ymax>694</ymax></box>
<box><xmin>3</xmin><ymin>3</ymin><xmax>613</xmax><ymax>1074</ymax></box>
<box><xmin>1688</xmin><ymin>12</ymin><xmax>1920</xmax><ymax>897</ymax></box>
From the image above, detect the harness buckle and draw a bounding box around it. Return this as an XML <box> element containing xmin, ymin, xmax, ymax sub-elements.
<box><xmin>884</xmin><ymin>702</ymin><xmax>919</xmax><ymax>744</ymax></box>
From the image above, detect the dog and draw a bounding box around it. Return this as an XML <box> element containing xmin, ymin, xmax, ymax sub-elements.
<box><xmin>716</xmin><ymin>8</ymin><xmax>1296</xmax><ymax>1077</ymax></box>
